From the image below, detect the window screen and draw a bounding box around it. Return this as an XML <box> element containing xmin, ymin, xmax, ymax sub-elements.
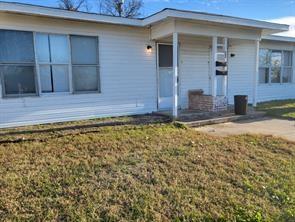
<box><xmin>0</xmin><ymin>30</ymin><xmax>37</xmax><ymax>96</ymax></box>
<box><xmin>70</xmin><ymin>35</ymin><xmax>100</xmax><ymax>92</ymax></box>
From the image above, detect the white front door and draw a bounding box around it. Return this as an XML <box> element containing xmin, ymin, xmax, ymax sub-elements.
<box><xmin>158</xmin><ymin>44</ymin><xmax>173</xmax><ymax>110</ymax></box>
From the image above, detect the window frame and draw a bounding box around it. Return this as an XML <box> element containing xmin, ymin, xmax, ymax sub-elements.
<box><xmin>0</xmin><ymin>30</ymin><xmax>101</xmax><ymax>99</ymax></box>
<box><xmin>259</xmin><ymin>48</ymin><xmax>294</xmax><ymax>85</ymax></box>
<box><xmin>34</xmin><ymin>32</ymin><xmax>72</xmax><ymax>95</ymax></box>
<box><xmin>0</xmin><ymin>30</ymin><xmax>39</xmax><ymax>98</ymax></box>
<box><xmin>70</xmin><ymin>34</ymin><xmax>100</xmax><ymax>94</ymax></box>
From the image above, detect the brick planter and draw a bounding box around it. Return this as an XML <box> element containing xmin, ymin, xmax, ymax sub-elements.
<box><xmin>188</xmin><ymin>90</ymin><xmax>228</xmax><ymax>112</ymax></box>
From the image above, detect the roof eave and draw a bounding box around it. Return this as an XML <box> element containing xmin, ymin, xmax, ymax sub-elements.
<box><xmin>262</xmin><ymin>35</ymin><xmax>295</xmax><ymax>43</ymax></box>
<box><xmin>142</xmin><ymin>9</ymin><xmax>289</xmax><ymax>32</ymax></box>
<box><xmin>0</xmin><ymin>2</ymin><xmax>143</xmax><ymax>27</ymax></box>
<box><xmin>0</xmin><ymin>2</ymin><xmax>290</xmax><ymax>33</ymax></box>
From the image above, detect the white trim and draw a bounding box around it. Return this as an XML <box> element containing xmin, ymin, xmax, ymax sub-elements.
<box><xmin>0</xmin><ymin>2</ymin><xmax>142</xmax><ymax>27</ymax></box>
<box><xmin>253</xmin><ymin>40</ymin><xmax>260</xmax><ymax>106</ymax></box>
<box><xmin>33</xmin><ymin>32</ymin><xmax>42</xmax><ymax>96</ymax></box>
<box><xmin>35</xmin><ymin>32</ymin><xmax>71</xmax><ymax>94</ymax></box>
<box><xmin>0</xmin><ymin>2</ymin><xmax>289</xmax><ymax>33</ymax></box>
<box><xmin>143</xmin><ymin>9</ymin><xmax>288</xmax><ymax>31</ymax></box>
<box><xmin>157</xmin><ymin>42</ymin><xmax>173</xmax><ymax>110</ymax></box>
<box><xmin>223</xmin><ymin>37</ymin><xmax>228</xmax><ymax>97</ymax></box>
<box><xmin>263</xmin><ymin>35</ymin><xmax>295</xmax><ymax>43</ymax></box>
<box><xmin>172</xmin><ymin>32</ymin><xmax>178</xmax><ymax>118</ymax></box>
<box><xmin>67</xmin><ymin>35</ymin><xmax>73</xmax><ymax>93</ymax></box>
<box><xmin>211</xmin><ymin>36</ymin><xmax>217</xmax><ymax>97</ymax></box>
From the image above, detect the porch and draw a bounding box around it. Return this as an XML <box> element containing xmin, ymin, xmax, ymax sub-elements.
<box><xmin>151</xmin><ymin>18</ymin><xmax>261</xmax><ymax>118</ymax></box>
<box><xmin>155</xmin><ymin>105</ymin><xmax>265</xmax><ymax>127</ymax></box>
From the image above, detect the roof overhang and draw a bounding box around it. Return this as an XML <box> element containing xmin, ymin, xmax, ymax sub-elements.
<box><xmin>143</xmin><ymin>8</ymin><xmax>289</xmax><ymax>32</ymax></box>
<box><xmin>0</xmin><ymin>1</ymin><xmax>143</xmax><ymax>27</ymax></box>
<box><xmin>262</xmin><ymin>35</ymin><xmax>295</xmax><ymax>43</ymax></box>
<box><xmin>0</xmin><ymin>2</ymin><xmax>290</xmax><ymax>35</ymax></box>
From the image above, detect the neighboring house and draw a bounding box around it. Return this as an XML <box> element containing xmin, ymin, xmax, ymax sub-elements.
<box><xmin>0</xmin><ymin>2</ymin><xmax>294</xmax><ymax>128</ymax></box>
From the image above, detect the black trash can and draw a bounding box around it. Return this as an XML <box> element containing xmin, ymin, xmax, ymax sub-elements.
<box><xmin>234</xmin><ymin>95</ymin><xmax>248</xmax><ymax>115</ymax></box>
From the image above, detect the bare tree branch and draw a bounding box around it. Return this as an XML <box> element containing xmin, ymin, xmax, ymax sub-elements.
<box><xmin>99</xmin><ymin>0</ymin><xmax>143</xmax><ymax>18</ymax></box>
<box><xmin>58</xmin><ymin>0</ymin><xmax>88</xmax><ymax>11</ymax></box>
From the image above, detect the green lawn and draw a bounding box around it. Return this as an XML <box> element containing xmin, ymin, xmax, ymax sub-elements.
<box><xmin>257</xmin><ymin>99</ymin><xmax>295</xmax><ymax>120</ymax></box>
<box><xmin>0</xmin><ymin>117</ymin><xmax>294</xmax><ymax>221</ymax></box>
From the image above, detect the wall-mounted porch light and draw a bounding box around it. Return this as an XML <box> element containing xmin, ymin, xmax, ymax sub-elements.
<box><xmin>146</xmin><ymin>45</ymin><xmax>152</xmax><ymax>53</ymax></box>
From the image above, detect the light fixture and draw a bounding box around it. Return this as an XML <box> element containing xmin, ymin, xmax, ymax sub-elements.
<box><xmin>146</xmin><ymin>45</ymin><xmax>152</xmax><ymax>52</ymax></box>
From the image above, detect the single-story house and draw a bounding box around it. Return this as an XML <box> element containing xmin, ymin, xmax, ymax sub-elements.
<box><xmin>0</xmin><ymin>2</ymin><xmax>294</xmax><ymax>128</ymax></box>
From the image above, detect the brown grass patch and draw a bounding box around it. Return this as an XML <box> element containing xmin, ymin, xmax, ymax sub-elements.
<box><xmin>0</xmin><ymin>121</ymin><xmax>294</xmax><ymax>221</ymax></box>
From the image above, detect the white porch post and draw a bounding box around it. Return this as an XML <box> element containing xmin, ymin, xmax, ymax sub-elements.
<box><xmin>172</xmin><ymin>32</ymin><xmax>179</xmax><ymax>118</ymax></box>
<box><xmin>211</xmin><ymin>36</ymin><xmax>217</xmax><ymax>97</ymax></box>
<box><xmin>223</xmin><ymin>38</ymin><xmax>228</xmax><ymax>97</ymax></box>
<box><xmin>253</xmin><ymin>39</ymin><xmax>260</xmax><ymax>107</ymax></box>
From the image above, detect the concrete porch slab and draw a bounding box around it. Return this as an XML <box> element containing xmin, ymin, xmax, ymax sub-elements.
<box><xmin>156</xmin><ymin>107</ymin><xmax>265</xmax><ymax>127</ymax></box>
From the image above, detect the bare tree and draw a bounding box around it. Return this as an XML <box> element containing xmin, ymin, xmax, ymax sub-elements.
<box><xmin>99</xmin><ymin>0</ymin><xmax>143</xmax><ymax>18</ymax></box>
<box><xmin>58</xmin><ymin>0</ymin><xmax>88</xmax><ymax>11</ymax></box>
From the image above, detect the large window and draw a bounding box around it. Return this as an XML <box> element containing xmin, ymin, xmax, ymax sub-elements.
<box><xmin>35</xmin><ymin>33</ymin><xmax>70</xmax><ymax>93</ymax></box>
<box><xmin>0</xmin><ymin>30</ymin><xmax>37</xmax><ymax>96</ymax></box>
<box><xmin>0</xmin><ymin>30</ymin><xmax>100</xmax><ymax>98</ymax></box>
<box><xmin>70</xmin><ymin>35</ymin><xmax>100</xmax><ymax>93</ymax></box>
<box><xmin>259</xmin><ymin>49</ymin><xmax>293</xmax><ymax>84</ymax></box>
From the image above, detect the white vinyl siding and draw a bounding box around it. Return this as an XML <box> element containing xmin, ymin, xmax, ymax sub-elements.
<box><xmin>0</xmin><ymin>13</ymin><xmax>156</xmax><ymax>128</ymax></box>
<box><xmin>227</xmin><ymin>39</ymin><xmax>256</xmax><ymax>104</ymax></box>
<box><xmin>179</xmin><ymin>35</ymin><xmax>211</xmax><ymax>108</ymax></box>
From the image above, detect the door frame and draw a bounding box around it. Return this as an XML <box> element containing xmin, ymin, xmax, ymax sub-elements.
<box><xmin>157</xmin><ymin>42</ymin><xmax>179</xmax><ymax>111</ymax></box>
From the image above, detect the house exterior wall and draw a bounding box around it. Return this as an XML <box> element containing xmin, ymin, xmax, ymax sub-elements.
<box><xmin>227</xmin><ymin>39</ymin><xmax>256</xmax><ymax>104</ymax></box>
<box><xmin>0</xmin><ymin>13</ymin><xmax>157</xmax><ymax>128</ymax></box>
<box><xmin>178</xmin><ymin>37</ymin><xmax>259</xmax><ymax>107</ymax></box>
<box><xmin>179</xmin><ymin>35</ymin><xmax>211</xmax><ymax>108</ymax></box>
<box><xmin>257</xmin><ymin>40</ymin><xmax>295</xmax><ymax>102</ymax></box>
<box><xmin>0</xmin><ymin>11</ymin><xmax>294</xmax><ymax>128</ymax></box>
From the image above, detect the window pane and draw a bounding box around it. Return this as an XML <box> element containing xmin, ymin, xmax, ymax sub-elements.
<box><xmin>52</xmin><ymin>65</ymin><xmax>69</xmax><ymax>92</ymax></box>
<box><xmin>271</xmin><ymin>50</ymin><xmax>282</xmax><ymax>67</ymax></box>
<box><xmin>0</xmin><ymin>30</ymin><xmax>35</xmax><ymax>63</ymax></box>
<box><xmin>271</xmin><ymin>67</ymin><xmax>281</xmax><ymax>83</ymax></box>
<box><xmin>72</xmin><ymin>66</ymin><xmax>99</xmax><ymax>92</ymax></box>
<box><xmin>283</xmin><ymin>51</ymin><xmax>292</xmax><ymax>66</ymax></box>
<box><xmin>259</xmin><ymin>68</ymin><xmax>269</xmax><ymax>84</ymax></box>
<box><xmin>159</xmin><ymin>68</ymin><xmax>173</xmax><ymax>97</ymax></box>
<box><xmin>283</xmin><ymin>67</ymin><xmax>292</xmax><ymax>83</ymax></box>
<box><xmin>0</xmin><ymin>65</ymin><xmax>36</xmax><ymax>95</ymax></box>
<box><xmin>259</xmin><ymin>49</ymin><xmax>270</xmax><ymax>67</ymax></box>
<box><xmin>50</xmin><ymin>35</ymin><xmax>69</xmax><ymax>63</ymax></box>
<box><xmin>159</xmin><ymin>44</ymin><xmax>173</xmax><ymax>67</ymax></box>
<box><xmin>36</xmin><ymin>33</ymin><xmax>50</xmax><ymax>63</ymax></box>
<box><xmin>71</xmin><ymin>36</ymin><xmax>98</xmax><ymax>64</ymax></box>
<box><xmin>40</xmin><ymin>65</ymin><xmax>52</xmax><ymax>93</ymax></box>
